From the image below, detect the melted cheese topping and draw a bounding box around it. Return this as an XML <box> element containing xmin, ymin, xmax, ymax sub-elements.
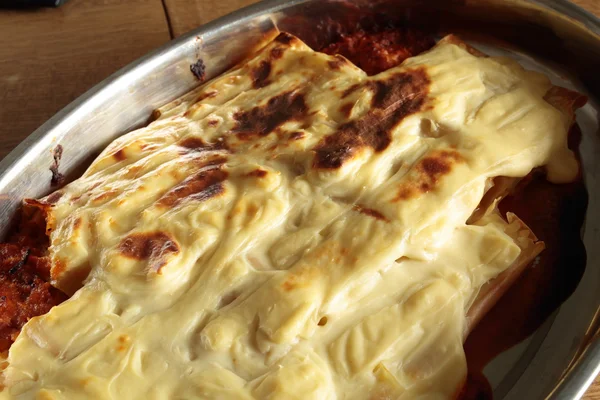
<box><xmin>1</xmin><ymin>33</ymin><xmax>577</xmax><ymax>399</ymax></box>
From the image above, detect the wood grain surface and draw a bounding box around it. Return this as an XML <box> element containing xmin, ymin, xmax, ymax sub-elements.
<box><xmin>0</xmin><ymin>0</ymin><xmax>599</xmax><ymax>397</ymax></box>
<box><xmin>0</xmin><ymin>0</ymin><xmax>171</xmax><ymax>160</ymax></box>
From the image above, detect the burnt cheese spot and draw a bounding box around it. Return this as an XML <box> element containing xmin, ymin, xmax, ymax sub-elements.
<box><xmin>251</xmin><ymin>61</ymin><xmax>272</xmax><ymax>89</ymax></box>
<box><xmin>421</xmin><ymin>156</ymin><xmax>450</xmax><ymax>176</ymax></box>
<box><xmin>158</xmin><ymin>166</ymin><xmax>228</xmax><ymax>207</ymax></box>
<box><xmin>290</xmin><ymin>131</ymin><xmax>305</xmax><ymax>140</ymax></box>
<box><xmin>327</xmin><ymin>55</ymin><xmax>347</xmax><ymax>70</ymax></box>
<box><xmin>44</xmin><ymin>191</ymin><xmax>63</xmax><ymax>205</ymax></box>
<box><xmin>368</xmin><ymin>70</ymin><xmax>430</xmax><ymax>109</ymax></box>
<box><xmin>178</xmin><ymin>137</ymin><xmax>229</xmax><ymax>154</ymax></box>
<box><xmin>275</xmin><ymin>32</ymin><xmax>295</xmax><ymax>45</ymax></box>
<box><xmin>232</xmin><ymin>91</ymin><xmax>308</xmax><ymax>140</ymax></box>
<box><xmin>179</xmin><ymin>137</ymin><xmax>207</xmax><ymax>150</ymax></box>
<box><xmin>339</xmin><ymin>103</ymin><xmax>354</xmax><ymax>118</ymax></box>
<box><xmin>270</xmin><ymin>47</ymin><xmax>285</xmax><ymax>60</ymax></box>
<box><xmin>352</xmin><ymin>205</ymin><xmax>389</xmax><ymax>222</ymax></box>
<box><xmin>245</xmin><ymin>169</ymin><xmax>268</xmax><ymax>178</ymax></box>
<box><xmin>150</xmin><ymin>109</ymin><xmax>161</xmax><ymax>121</ymax></box>
<box><xmin>118</xmin><ymin>232</ymin><xmax>180</xmax><ymax>273</ymax></box>
<box><xmin>313</xmin><ymin>116</ymin><xmax>392</xmax><ymax>169</ymax></box>
<box><xmin>190</xmin><ymin>59</ymin><xmax>206</xmax><ymax>81</ymax></box>
<box><xmin>207</xmin><ymin>119</ymin><xmax>219</xmax><ymax>127</ymax></box>
<box><xmin>394</xmin><ymin>149</ymin><xmax>464</xmax><ymax>201</ymax></box>
<box><xmin>112</xmin><ymin>149</ymin><xmax>126</xmax><ymax>161</ymax></box>
<box><xmin>73</xmin><ymin>217</ymin><xmax>82</xmax><ymax>230</ymax></box>
<box><xmin>91</xmin><ymin>189</ymin><xmax>119</xmax><ymax>204</ymax></box>
<box><xmin>314</xmin><ymin>68</ymin><xmax>430</xmax><ymax>169</ymax></box>
<box><xmin>342</xmin><ymin>83</ymin><xmax>362</xmax><ymax>98</ymax></box>
<box><xmin>195</xmin><ymin>91</ymin><xmax>217</xmax><ymax>103</ymax></box>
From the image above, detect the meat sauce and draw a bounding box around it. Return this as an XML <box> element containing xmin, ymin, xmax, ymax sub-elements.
<box><xmin>0</xmin><ymin>206</ymin><xmax>67</xmax><ymax>353</ymax></box>
<box><xmin>322</xmin><ymin>29</ymin><xmax>587</xmax><ymax>398</ymax></box>
<box><xmin>321</xmin><ymin>28</ymin><xmax>435</xmax><ymax>75</ymax></box>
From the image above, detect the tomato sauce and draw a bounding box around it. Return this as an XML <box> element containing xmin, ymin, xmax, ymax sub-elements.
<box><xmin>320</xmin><ymin>28</ymin><xmax>435</xmax><ymax>75</ymax></box>
<box><xmin>0</xmin><ymin>206</ymin><xmax>67</xmax><ymax>353</ymax></box>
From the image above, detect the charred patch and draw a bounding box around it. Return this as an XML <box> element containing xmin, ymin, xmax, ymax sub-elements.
<box><xmin>420</xmin><ymin>157</ymin><xmax>450</xmax><ymax>176</ymax></box>
<box><xmin>245</xmin><ymin>169</ymin><xmax>268</xmax><ymax>178</ymax></box>
<box><xmin>195</xmin><ymin>91</ymin><xmax>217</xmax><ymax>103</ymax></box>
<box><xmin>178</xmin><ymin>137</ymin><xmax>229</xmax><ymax>154</ymax></box>
<box><xmin>419</xmin><ymin>150</ymin><xmax>463</xmax><ymax>179</ymax></box>
<box><xmin>118</xmin><ymin>232</ymin><xmax>180</xmax><ymax>273</ymax></box>
<box><xmin>395</xmin><ymin>187</ymin><xmax>415</xmax><ymax>201</ymax></box>
<box><xmin>44</xmin><ymin>191</ymin><xmax>63</xmax><ymax>205</ymax></box>
<box><xmin>0</xmin><ymin>242</ymin><xmax>66</xmax><ymax>352</ymax></box>
<box><xmin>190</xmin><ymin>59</ymin><xmax>206</xmax><ymax>81</ymax></box>
<box><xmin>158</xmin><ymin>166</ymin><xmax>228</xmax><ymax>207</ymax></box>
<box><xmin>91</xmin><ymin>189</ymin><xmax>119</xmax><ymax>204</ymax></box>
<box><xmin>113</xmin><ymin>148</ymin><xmax>126</xmax><ymax>162</ymax></box>
<box><xmin>73</xmin><ymin>217</ymin><xmax>82</xmax><ymax>230</ymax></box>
<box><xmin>352</xmin><ymin>204</ymin><xmax>389</xmax><ymax>222</ymax></box>
<box><xmin>232</xmin><ymin>91</ymin><xmax>308</xmax><ymax>140</ymax></box>
<box><xmin>270</xmin><ymin>46</ymin><xmax>285</xmax><ymax>60</ymax></box>
<box><xmin>328</xmin><ymin>55</ymin><xmax>347</xmax><ymax>70</ymax></box>
<box><xmin>394</xmin><ymin>149</ymin><xmax>464</xmax><ymax>201</ymax></box>
<box><xmin>207</xmin><ymin>119</ymin><xmax>219</xmax><ymax>127</ymax></box>
<box><xmin>290</xmin><ymin>131</ymin><xmax>305</xmax><ymax>140</ymax></box>
<box><xmin>339</xmin><ymin>103</ymin><xmax>354</xmax><ymax>118</ymax></box>
<box><xmin>150</xmin><ymin>109</ymin><xmax>161</xmax><ymax>121</ymax></box>
<box><xmin>313</xmin><ymin>117</ymin><xmax>390</xmax><ymax>169</ymax></box>
<box><xmin>275</xmin><ymin>32</ymin><xmax>295</xmax><ymax>45</ymax></box>
<box><xmin>251</xmin><ymin>61</ymin><xmax>272</xmax><ymax>89</ymax></box>
<box><xmin>314</xmin><ymin>68</ymin><xmax>430</xmax><ymax>169</ymax></box>
<box><xmin>179</xmin><ymin>137</ymin><xmax>207</xmax><ymax>150</ymax></box>
<box><xmin>50</xmin><ymin>145</ymin><xmax>65</xmax><ymax>187</ymax></box>
<box><xmin>342</xmin><ymin>83</ymin><xmax>362</xmax><ymax>98</ymax></box>
<box><xmin>368</xmin><ymin>69</ymin><xmax>430</xmax><ymax>109</ymax></box>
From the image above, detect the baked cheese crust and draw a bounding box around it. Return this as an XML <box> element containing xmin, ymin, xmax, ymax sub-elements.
<box><xmin>1</xmin><ymin>33</ymin><xmax>579</xmax><ymax>399</ymax></box>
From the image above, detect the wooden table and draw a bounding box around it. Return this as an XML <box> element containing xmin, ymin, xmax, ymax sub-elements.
<box><xmin>0</xmin><ymin>0</ymin><xmax>599</xmax><ymax>398</ymax></box>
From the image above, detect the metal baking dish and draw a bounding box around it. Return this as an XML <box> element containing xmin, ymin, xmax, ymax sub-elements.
<box><xmin>0</xmin><ymin>0</ymin><xmax>598</xmax><ymax>398</ymax></box>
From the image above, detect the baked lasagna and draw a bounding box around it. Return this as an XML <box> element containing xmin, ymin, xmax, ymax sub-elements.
<box><xmin>0</xmin><ymin>30</ymin><xmax>587</xmax><ymax>399</ymax></box>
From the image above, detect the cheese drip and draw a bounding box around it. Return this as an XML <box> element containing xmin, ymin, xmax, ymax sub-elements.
<box><xmin>0</xmin><ymin>33</ymin><xmax>577</xmax><ymax>399</ymax></box>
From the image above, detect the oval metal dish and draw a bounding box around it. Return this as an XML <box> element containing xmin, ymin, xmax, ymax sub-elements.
<box><xmin>0</xmin><ymin>0</ymin><xmax>598</xmax><ymax>398</ymax></box>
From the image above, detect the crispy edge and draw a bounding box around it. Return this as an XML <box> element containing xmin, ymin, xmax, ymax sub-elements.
<box><xmin>464</xmin><ymin>212</ymin><xmax>545</xmax><ymax>338</ymax></box>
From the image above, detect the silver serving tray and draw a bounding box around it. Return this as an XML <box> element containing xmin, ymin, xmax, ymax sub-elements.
<box><xmin>0</xmin><ymin>0</ymin><xmax>598</xmax><ymax>398</ymax></box>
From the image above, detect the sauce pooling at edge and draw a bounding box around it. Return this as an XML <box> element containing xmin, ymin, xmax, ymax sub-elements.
<box><xmin>459</xmin><ymin>124</ymin><xmax>588</xmax><ymax>399</ymax></box>
<box><xmin>320</xmin><ymin>28</ymin><xmax>435</xmax><ymax>75</ymax></box>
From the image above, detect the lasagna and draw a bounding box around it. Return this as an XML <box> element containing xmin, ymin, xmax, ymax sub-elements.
<box><xmin>0</xmin><ymin>31</ymin><xmax>586</xmax><ymax>399</ymax></box>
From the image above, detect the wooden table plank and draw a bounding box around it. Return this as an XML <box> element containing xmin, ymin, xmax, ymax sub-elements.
<box><xmin>163</xmin><ymin>0</ymin><xmax>257</xmax><ymax>37</ymax></box>
<box><xmin>588</xmin><ymin>381</ymin><xmax>600</xmax><ymax>400</ymax></box>
<box><xmin>0</xmin><ymin>0</ymin><xmax>171</xmax><ymax>160</ymax></box>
